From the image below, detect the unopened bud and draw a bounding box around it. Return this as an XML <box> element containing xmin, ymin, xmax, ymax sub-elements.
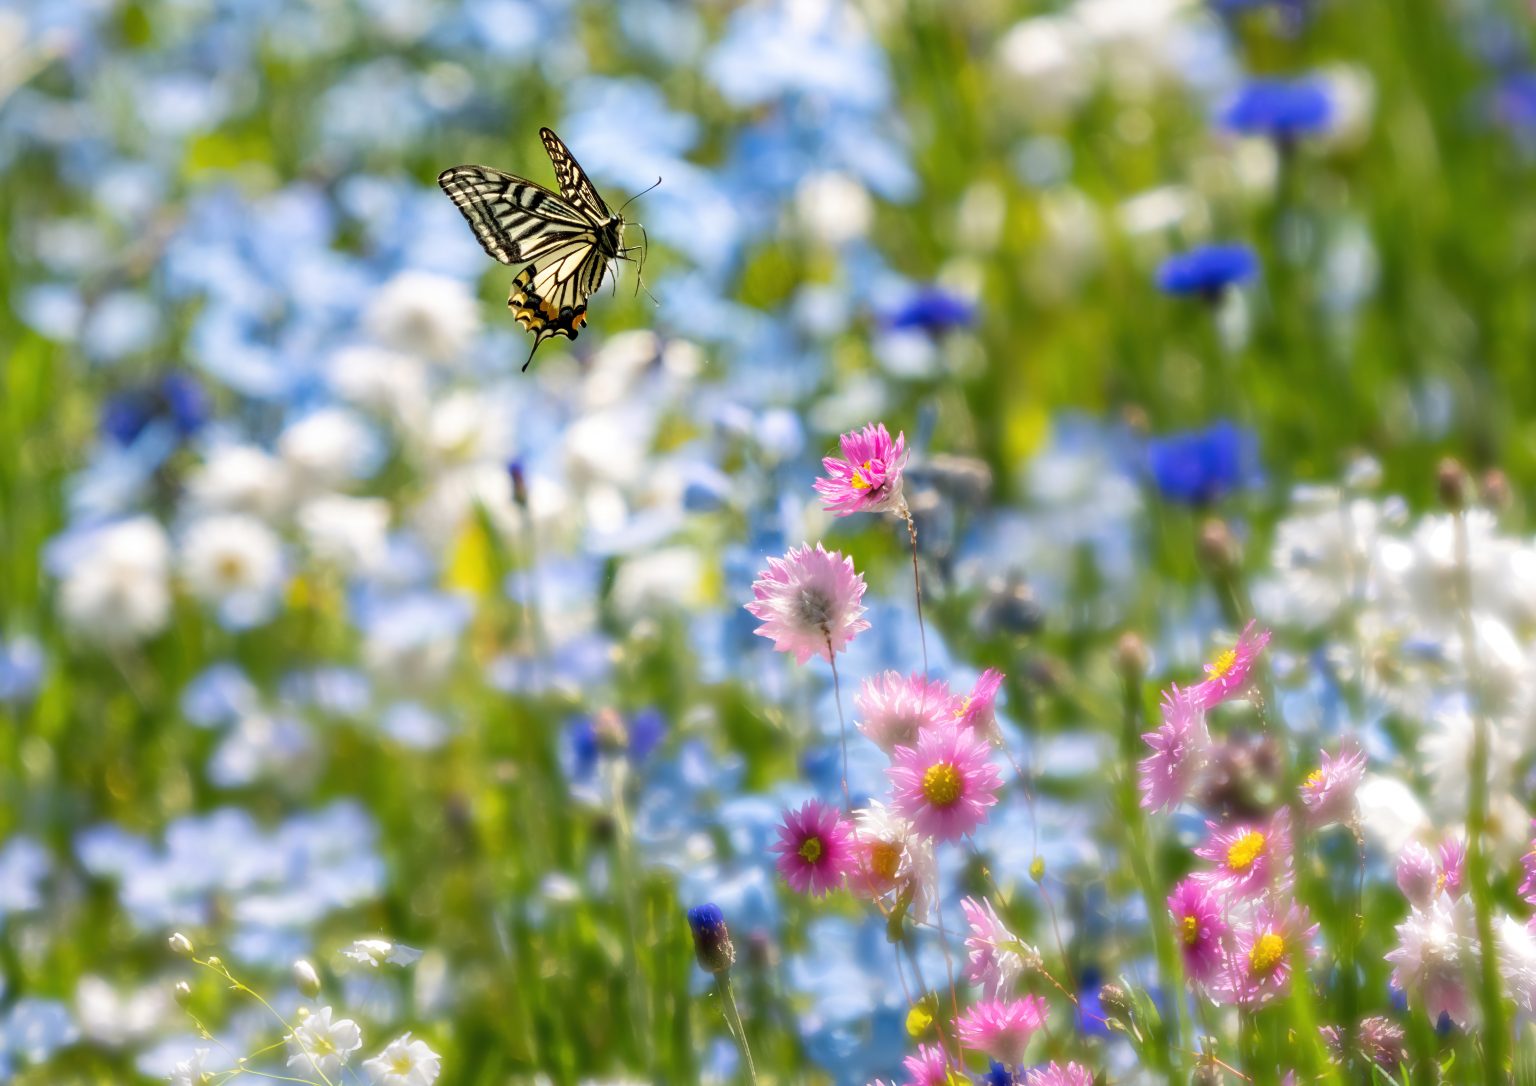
<box><xmin>1480</xmin><ymin>468</ymin><xmax>1510</xmax><ymax>513</ymax></box>
<box><xmin>1029</xmin><ymin>856</ymin><xmax>1045</xmax><ymax>884</ymax></box>
<box><xmin>1098</xmin><ymin>982</ymin><xmax>1133</xmax><ymax>1022</ymax></box>
<box><xmin>293</xmin><ymin>959</ymin><xmax>321</xmax><ymax>998</ymax></box>
<box><xmin>1115</xmin><ymin>632</ymin><xmax>1149</xmax><ymax>683</ymax></box>
<box><xmin>173</xmin><ymin>981</ymin><xmax>192</xmax><ymax>1007</ymax></box>
<box><xmin>508</xmin><ymin>460</ymin><xmax>528</xmax><ymax>507</ymax></box>
<box><xmin>1436</xmin><ymin>457</ymin><xmax>1468</xmax><ymax>511</ymax></box>
<box><xmin>686</xmin><ymin>903</ymin><xmax>736</xmax><ymax>974</ymax></box>
<box><xmin>204</xmin><ymin>956</ymin><xmax>222</xmax><ymax>971</ymax></box>
<box><xmin>1197</xmin><ymin>517</ymin><xmax>1239</xmax><ymax>572</ymax></box>
<box><xmin>1192</xmin><ymin>1060</ymin><xmax>1224</xmax><ymax>1086</ymax></box>
<box><xmin>168</xmin><ymin>932</ymin><xmax>195</xmax><ymax>956</ymax></box>
<box><xmin>592</xmin><ymin>708</ymin><xmax>629</xmax><ymax>753</ymax></box>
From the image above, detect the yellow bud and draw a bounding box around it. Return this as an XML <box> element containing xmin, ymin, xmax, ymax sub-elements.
<box><xmin>905</xmin><ymin>1003</ymin><xmax>934</xmax><ymax>1038</ymax></box>
<box><xmin>1029</xmin><ymin>856</ymin><xmax>1046</xmax><ymax>883</ymax></box>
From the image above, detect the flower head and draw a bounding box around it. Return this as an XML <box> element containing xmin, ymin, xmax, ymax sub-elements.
<box><xmin>1221</xmin><ymin>77</ymin><xmax>1335</xmax><ymax>141</ymax></box>
<box><xmin>855</xmin><ymin>671</ymin><xmax>953</xmax><ymax>755</ymax></box>
<box><xmin>1520</xmin><ymin>825</ymin><xmax>1536</xmax><ymax>911</ymax></box>
<box><xmin>1192</xmin><ymin>810</ymin><xmax>1292</xmax><ymax>901</ymax></box>
<box><xmin>1215</xmin><ymin>902</ymin><xmax>1319</xmax><ymax>1007</ymax></box>
<box><xmin>1155</xmin><ymin>244</ymin><xmax>1258</xmax><ymax>299</ymax></box>
<box><xmin>1189</xmin><ymin>621</ymin><xmax>1271</xmax><ymax>710</ymax></box>
<box><xmin>362</xmin><ymin>1033</ymin><xmax>441</xmax><ymax>1086</ymax></box>
<box><xmin>770</xmin><ymin>800</ymin><xmax>855</xmax><ymax>897</ymax></box>
<box><xmin>1167</xmin><ymin>876</ymin><xmax>1229</xmax><ymax>985</ymax></box>
<box><xmin>888</xmin><ymin>722</ymin><xmax>1002</xmax><ymax>841</ymax></box>
<box><xmin>1397</xmin><ymin>842</ymin><xmax>1439</xmax><ymax>908</ymax></box>
<box><xmin>1300</xmin><ymin>744</ymin><xmax>1367</xmax><ymax>826</ymax></box>
<box><xmin>1438</xmin><ymin>838</ymin><xmax>1465</xmax><ymax>900</ymax></box>
<box><xmin>1386</xmin><ymin>896</ymin><xmax>1474</xmax><ymax>1027</ymax></box>
<box><xmin>887</xmin><ymin>286</ymin><xmax>976</xmax><ymax>334</ymax></box>
<box><xmin>961</xmin><ymin>896</ymin><xmax>1040</xmax><ymax>1000</ymax></box>
<box><xmin>954</xmin><ymin>996</ymin><xmax>1047</xmax><ymax>1066</ymax></box>
<box><xmin>686</xmin><ymin>903</ymin><xmax>735</xmax><ymax>974</ymax></box>
<box><xmin>1321</xmin><ymin>1016</ymin><xmax>1406</xmax><ymax>1072</ymax></box>
<box><xmin>951</xmin><ymin>668</ymin><xmax>1005</xmax><ymax>744</ymax></box>
<box><xmin>1146</xmin><ymin>422</ymin><xmax>1259</xmax><ymax>506</ymax></box>
<box><xmin>849</xmin><ymin>802</ymin><xmax>937</xmax><ymax>920</ymax></box>
<box><xmin>1023</xmin><ymin>1064</ymin><xmax>1094</xmax><ymax>1086</ymax></box>
<box><xmin>745</xmin><ymin>543</ymin><xmax>870</xmax><ymax>664</ymax></box>
<box><xmin>169</xmin><ymin>1049</ymin><xmax>212</xmax><ymax>1086</ymax></box>
<box><xmin>900</xmin><ymin>1043</ymin><xmax>954</xmax><ymax>1086</ymax></box>
<box><xmin>814</xmin><ymin>422</ymin><xmax>909</xmax><ymax>517</ymax></box>
<box><xmin>1138</xmin><ymin>686</ymin><xmax>1210</xmax><ymax>813</ymax></box>
<box><xmin>285</xmin><ymin>1006</ymin><xmax>362</xmax><ymax>1082</ymax></box>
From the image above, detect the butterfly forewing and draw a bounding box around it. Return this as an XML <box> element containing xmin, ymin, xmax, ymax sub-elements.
<box><xmin>437</xmin><ymin>165</ymin><xmax>591</xmax><ymax>265</ymax></box>
<box><xmin>539</xmin><ymin>127</ymin><xmax>613</xmax><ymax>223</ymax></box>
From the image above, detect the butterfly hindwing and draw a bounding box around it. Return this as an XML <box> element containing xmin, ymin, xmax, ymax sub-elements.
<box><xmin>508</xmin><ymin>265</ymin><xmax>589</xmax><ymax>370</ymax></box>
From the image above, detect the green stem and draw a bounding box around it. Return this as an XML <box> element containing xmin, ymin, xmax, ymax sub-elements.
<box><xmin>719</xmin><ymin>973</ymin><xmax>759</xmax><ymax>1085</ymax></box>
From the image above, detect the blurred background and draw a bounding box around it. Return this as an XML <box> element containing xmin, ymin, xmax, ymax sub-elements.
<box><xmin>3</xmin><ymin>0</ymin><xmax>1536</xmax><ymax>1083</ymax></box>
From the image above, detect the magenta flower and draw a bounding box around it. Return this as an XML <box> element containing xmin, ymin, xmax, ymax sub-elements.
<box><xmin>1137</xmin><ymin>686</ymin><xmax>1210</xmax><ymax>813</ymax></box>
<box><xmin>1024</xmin><ymin>1064</ymin><xmax>1095</xmax><ymax>1086</ymax></box>
<box><xmin>1439</xmin><ymin>838</ymin><xmax>1465</xmax><ymax>900</ymax></box>
<box><xmin>745</xmin><ymin>543</ymin><xmax>870</xmax><ymax>665</ymax></box>
<box><xmin>951</xmin><ymin>668</ymin><xmax>1005</xmax><ymax>744</ymax></box>
<box><xmin>1397</xmin><ymin>842</ymin><xmax>1439</xmax><ymax>909</ymax></box>
<box><xmin>814</xmin><ymin>422</ymin><xmax>909</xmax><ymax>517</ymax></box>
<box><xmin>770</xmin><ymin>801</ymin><xmax>854</xmax><ymax>897</ymax></box>
<box><xmin>1192</xmin><ymin>810</ymin><xmax>1292</xmax><ymax>901</ymax></box>
<box><xmin>961</xmin><ymin>895</ymin><xmax>1038</xmax><ymax>1000</ymax></box>
<box><xmin>1189</xmin><ymin>620</ymin><xmax>1270</xmax><ymax>710</ymax></box>
<box><xmin>1213</xmin><ymin>901</ymin><xmax>1318</xmax><ymax>1008</ymax></box>
<box><xmin>900</xmin><ymin>1043</ymin><xmax>952</xmax><ymax>1086</ymax></box>
<box><xmin>954</xmin><ymin>995</ymin><xmax>1048</xmax><ymax>1066</ymax></box>
<box><xmin>888</xmin><ymin>722</ymin><xmax>1002</xmax><ymax>842</ymax></box>
<box><xmin>1521</xmin><ymin>824</ymin><xmax>1536</xmax><ymax>911</ymax></box>
<box><xmin>854</xmin><ymin>671</ymin><xmax>953</xmax><ymax>755</ymax></box>
<box><xmin>1167</xmin><ymin>877</ymin><xmax>1229</xmax><ymax>985</ymax></box>
<box><xmin>1300</xmin><ymin>743</ymin><xmax>1367</xmax><ymax>827</ymax></box>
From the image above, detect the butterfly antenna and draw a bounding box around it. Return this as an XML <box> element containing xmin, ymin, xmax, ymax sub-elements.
<box><xmin>630</xmin><ymin>223</ymin><xmax>659</xmax><ymax>306</ymax></box>
<box><xmin>616</xmin><ymin>176</ymin><xmax>662</xmax><ymax>217</ymax></box>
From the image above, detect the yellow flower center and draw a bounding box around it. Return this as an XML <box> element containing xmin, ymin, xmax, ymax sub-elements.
<box><xmin>798</xmin><ymin>836</ymin><xmax>823</xmax><ymax>864</ymax></box>
<box><xmin>1207</xmin><ymin>647</ymin><xmax>1238</xmax><ymax>681</ymax></box>
<box><xmin>1304</xmin><ymin>768</ymin><xmax>1324</xmax><ymax>791</ymax></box>
<box><xmin>1249</xmin><ymin>932</ymin><xmax>1285</xmax><ymax>975</ymax></box>
<box><xmin>1181</xmin><ymin>915</ymin><xmax>1200</xmax><ymax>945</ymax></box>
<box><xmin>922</xmin><ymin>762</ymin><xmax>963</xmax><ymax>807</ymax></box>
<box><xmin>1226</xmin><ymin>830</ymin><xmax>1265</xmax><ymax>872</ymax></box>
<box><xmin>952</xmin><ymin>696</ymin><xmax>971</xmax><ymax>719</ymax></box>
<box><xmin>868</xmin><ymin>841</ymin><xmax>902</xmax><ymax>881</ymax></box>
<box><xmin>391</xmin><ymin>1055</ymin><xmax>415</xmax><ymax>1074</ymax></box>
<box><xmin>850</xmin><ymin>460</ymin><xmax>874</xmax><ymax>491</ymax></box>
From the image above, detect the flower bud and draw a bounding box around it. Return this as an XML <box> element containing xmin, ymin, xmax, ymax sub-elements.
<box><xmin>1480</xmin><ymin>468</ymin><xmax>1510</xmax><ymax>513</ymax></box>
<box><xmin>508</xmin><ymin>460</ymin><xmax>528</xmax><ymax>507</ymax></box>
<box><xmin>1098</xmin><ymin>982</ymin><xmax>1133</xmax><ymax>1023</ymax></box>
<box><xmin>1029</xmin><ymin>856</ymin><xmax>1045</xmax><ymax>884</ymax></box>
<box><xmin>1115</xmin><ymin>632</ymin><xmax>1149</xmax><ymax>683</ymax></box>
<box><xmin>173</xmin><ymin>981</ymin><xmax>192</xmax><ymax>1007</ymax></box>
<box><xmin>169</xmin><ymin>932</ymin><xmax>195</xmax><ymax>956</ymax></box>
<box><xmin>686</xmin><ymin>903</ymin><xmax>735</xmax><ymax>974</ymax></box>
<box><xmin>293</xmin><ymin>959</ymin><xmax>321</xmax><ymax>998</ymax></box>
<box><xmin>1197</xmin><ymin>517</ymin><xmax>1239</xmax><ymax>572</ymax></box>
<box><xmin>1436</xmin><ymin>457</ymin><xmax>1468</xmax><ymax>511</ymax></box>
<box><xmin>1396</xmin><ymin>842</ymin><xmax>1438</xmax><ymax>909</ymax></box>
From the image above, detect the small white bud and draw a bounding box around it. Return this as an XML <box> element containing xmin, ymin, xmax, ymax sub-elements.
<box><xmin>169</xmin><ymin>933</ymin><xmax>195</xmax><ymax>956</ymax></box>
<box><xmin>292</xmin><ymin>958</ymin><xmax>321</xmax><ymax>998</ymax></box>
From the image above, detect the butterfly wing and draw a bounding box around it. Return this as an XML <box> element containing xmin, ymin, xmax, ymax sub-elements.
<box><xmin>506</xmin><ymin>244</ymin><xmax>614</xmax><ymax>370</ymax></box>
<box><xmin>437</xmin><ymin>165</ymin><xmax>596</xmax><ymax>266</ymax></box>
<box><xmin>539</xmin><ymin>127</ymin><xmax>614</xmax><ymax>223</ymax></box>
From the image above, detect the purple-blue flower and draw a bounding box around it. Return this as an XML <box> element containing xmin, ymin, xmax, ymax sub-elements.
<box><xmin>887</xmin><ymin>286</ymin><xmax>976</xmax><ymax>333</ymax></box>
<box><xmin>1146</xmin><ymin>421</ymin><xmax>1259</xmax><ymax>505</ymax></box>
<box><xmin>1221</xmin><ymin>78</ymin><xmax>1334</xmax><ymax>140</ymax></box>
<box><xmin>1156</xmin><ymin>245</ymin><xmax>1258</xmax><ymax>298</ymax></box>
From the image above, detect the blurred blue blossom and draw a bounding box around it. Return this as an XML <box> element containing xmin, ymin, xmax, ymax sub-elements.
<box><xmin>886</xmin><ymin>286</ymin><xmax>977</xmax><ymax>334</ymax></box>
<box><xmin>0</xmin><ymin>636</ymin><xmax>45</xmax><ymax>704</ymax></box>
<box><xmin>1155</xmin><ymin>244</ymin><xmax>1258</xmax><ymax>298</ymax></box>
<box><xmin>1145</xmin><ymin>421</ymin><xmax>1260</xmax><ymax>505</ymax></box>
<box><xmin>1221</xmin><ymin>77</ymin><xmax>1334</xmax><ymax>140</ymax></box>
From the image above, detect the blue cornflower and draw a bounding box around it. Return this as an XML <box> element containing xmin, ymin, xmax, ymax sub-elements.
<box><xmin>1074</xmin><ymin>967</ymin><xmax>1112</xmax><ymax>1038</ymax></box>
<box><xmin>888</xmin><ymin>286</ymin><xmax>976</xmax><ymax>333</ymax></box>
<box><xmin>1221</xmin><ymin>78</ymin><xmax>1334</xmax><ymax>141</ymax></box>
<box><xmin>1146</xmin><ymin>421</ymin><xmax>1259</xmax><ymax>505</ymax></box>
<box><xmin>981</xmin><ymin>1060</ymin><xmax>1015</xmax><ymax>1085</ymax></box>
<box><xmin>564</xmin><ymin>708</ymin><xmax>668</xmax><ymax>783</ymax></box>
<box><xmin>1155</xmin><ymin>244</ymin><xmax>1258</xmax><ymax>299</ymax></box>
<box><xmin>686</xmin><ymin>903</ymin><xmax>735</xmax><ymax>973</ymax></box>
<box><xmin>100</xmin><ymin>371</ymin><xmax>209</xmax><ymax>446</ymax></box>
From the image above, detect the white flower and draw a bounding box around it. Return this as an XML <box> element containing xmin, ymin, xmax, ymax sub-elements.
<box><xmin>187</xmin><ymin>443</ymin><xmax>291</xmax><ymax>519</ymax></box>
<box><xmin>1498</xmin><ymin>914</ymin><xmax>1536</xmax><ymax>1016</ymax></box>
<box><xmin>995</xmin><ymin>16</ymin><xmax>1091</xmax><ymax>120</ymax></box>
<box><xmin>298</xmin><ymin>494</ymin><xmax>391</xmax><ymax>575</ymax></box>
<box><xmin>180</xmin><ymin>514</ymin><xmax>284</xmax><ymax>628</ymax></box>
<box><xmin>278</xmin><ymin>408</ymin><xmax>379</xmax><ymax>491</ymax></box>
<box><xmin>406</xmin><ymin>388</ymin><xmax>514</xmax><ymax>471</ymax></box>
<box><xmin>340</xmin><ymin>938</ymin><xmax>423</xmax><ymax>969</ymax></box>
<box><xmin>285</xmin><ymin>1006</ymin><xmax>362</xmax><ymax>1082</ymax></box>
<box><xmin>168</xmin><ymin>1047</ymin><xmax>211</xmax><ymax>1086</ymax></box>
<box><xmin>74</xmin><ymin>975</ymin><xmax>167</xmax><ymax>1048</ymax></box>
<box><xmin>58</xmin><ymin>516</ymin><xmax>172</xmax><ymax>644</ymax></box>
<box><xmin>366</xmin><ymin>271</ymin><xmax>481</xmax><ymax>362</ymax></box>
<box><xmin>1385</xmin><ymin>896</ymin><xmax>1475</xmax><ymax>1027</ymax></box>
<box><xmin>610</xmin><ymin>547</ymin><xmax>704</xmax><ymax>621</ymax></box>
<box><xmin>854</xmin><ymin>801</ymin><xmax>938</xmax><ymax>923</ymax></box>
<box><xmin>363</xmin><ymin>1032</ymin><xmax>441</xmax><ymax>1086</ymax></box>
<box><xmin>329</xmin><ymin>344</ymin><xmax>429</xmax><ymax>423</ymax></box>
<box><xmin>1418</xmin><ymin>704</ymin><xmax>1519</xmax><ymax>822</ymax></box>
<box><xmin>795</xmin><ymin>172</ymin><xmax>871</xmax><ymax>245</ymax></box>
<box><xmin>1355</xmin><ymin>773</ymin><xmax>1429</xmax><ymax>856</ymax></box>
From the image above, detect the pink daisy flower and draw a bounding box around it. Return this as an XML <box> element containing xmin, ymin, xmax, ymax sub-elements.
<box><xmin>770</xmin><ymin>801</ymin><xmax>855</xmax><ymax>897</ymax></box>
<box><xmin>745</xmin><ymin>543</ymin><xmax>870</xmax><ymax>665</ymax></box>
<box><xmin>814</xmin><ymin>422</ymin><xmax>909</xmax><ymax>517</ymax></box>
<box><xmin>1192</xmin><ymin>809</ymin><xmax>1292</xmax><ymax>901</ymax></box>
<box><xmin>1137</xmin><ymin>686</ymin><xmax>1210</xmax><ymax>813</ymax></box>
<box><xmin>888</xmin><ymin>722</ymin><xmax>1002</xmax><ymax>842</ymax></box>
<box><xmin>1189</xmin><ymin>620</ymin><xmax>1270</xmax><ymax>710</ymax></box>
<box><xmin>951</xmin><ymin>668</ymin><xmax>1005</xmax><ymax>744</ymax></box>
<box><xmin>1213</xmin><ymin>901</ymin><xmax>1318</xmax><ymax>1008</ymax></box>
<box><xmin>1520</xmin><ymin>823</ymin><xmax>1536</xmax><ymax>912</ymax></box>
<box><xmin>899</xmin><ymin>1044</ymin><xmax>952</xmax><ymax>1086</ymax></box>
<box><xmin>961</xmin><ymin>896</ymin><xmax>1039</xmax><ymax>1000</ymax></box>
<box><xmin>855</xmin><ymin>671</ymin><xmax>953</xmax><ymax>755</ymax></box>
<box><xmin>1024</xmin><ymin>1064</ymin><xmax>1095</xmax><ymax>1086</ymax></box>
<box><xmin>1300</xmin><ymin>743</ymin><xmax>1367</xmax><ymax>826</ymax></box>
<box><xmin>954</xmin><ymin>995</ymin><xmax>1048</xmax><ymax>1066</ymax></box>
<box><xmin>1167</xmin><ymin>877</ymin><xmax>1229</xmax><ymax>985</ymax></box>
<box><xmin>1438</xmin><ymin>838</ymin><xmax>1465</xmax><ymax>900</ymax></box>
<box><xmin>1396</xmin><ymin>842</ymin><xmax>1439</xmax><ymax>909</ymax></box>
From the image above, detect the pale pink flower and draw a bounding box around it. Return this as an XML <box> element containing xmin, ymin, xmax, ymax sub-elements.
<box><xmin>1024</xmin><ymin>1063</ymin><xmax>1095</xmax><ymax>1086</ymax></box>
<box><xmin>1300</xmin><ymin>743</ymin><xmax>1367</xmax><ymax>826</ymax></box>
<box><xmin>745</xmin><ymin>543</ymin><xmax>870</xmax><ymax>664</ymax></box>
<box><xmin>770</xmin><ymin>800</ymin><xmax>855</xmax><ymax>897</ymax></box>
<box><xmin>953</xmin><ymin>995</ymin><xmax>1048</xmax><ymax>1066</ymax></box>
<box><xmin>1320</xmin><ymin>1017</ymin><xmax>1406</xmax><ymax>1072</ymax></box>
<box><xmin>848</xmin><ymin>802</ymin><xmax>936</xmax><ymax>922</ymax></box>
<box><xmin>1189</xmin><ymin>620</ymin><xmax>1270</xmax><ymax>710</ymax></box>
<box><xmin>814</xmin><ymin>422</ymin><xmax>909</xmax><ymax>517</ymax></box>
<box><xmin>888</xmin><ymin>722</ymin><xmax>1002</xmax><ymax>841</ymax></box>
<box><xmin>854</xmin><ymin>671</ymin><xmax>953</xmax><ymax>755</ymax></box>
<box><xmin>1138</xmin><ymin>685</ymin><xmax>1210</xmax><ymax>813</ymax></box>
<box><xmin>900</xmin><ymin>1043</ymin><xmax>952</xmax><ymax>1086</ymax></box>
<box><xmin>951</xmin><ymin>668</ymin><xmax>1005</xmax><ymax>744</ymax></box>
<box><xmin>1167</xmin><ymin>877</ymin><xmax>1228</xmax><ymax>985</ymax></box>
<box><xmin>1386</xmin><ymin>896</ymin><xmax>1474</xmax><ymax>1027</ymax></box>
<box><xmin>1439</xmin><ymin>838</ymin><xmax>1465</xmax><ymax>900</ymax></box>
<box><xmin>1192</xmin><ymin>810</ymin><xmax>1293</xmax><ymax>901</ymax></box>
<box><xmin>1521</xmin><ymin>823</ymin><xmax>1536</xmax><ymax>916</ymax></box>
<box><xmin>961</xmin><ymin>896</ymin><xmax>1039</xmax><ymax>1000</ymax></box>
<box><xmin>1396</xmin><ymin>842</ymin><xmax>1439</xmax><ymax>908</ymax></box>
<box><xmin>1212</xmin><ymin>902</ymin><xmax>1318</xmax><ymax>1008</ymax></box>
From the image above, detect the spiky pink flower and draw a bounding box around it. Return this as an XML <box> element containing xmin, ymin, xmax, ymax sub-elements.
<box><xmin>855</xmin><ymin>671</ymin><xmax>953</xmax><ymax>755</ymax></box>
<box><xmin>1167</xmin><ymin>877</ymin><xmax>1229</xmax><ymax>985</ymax></box>
<box><xmin>900</xmin><ymin>1043</ymin><xmax>952</xmax><ymax>1086</ymax></box>
<box><xmin>1138</xmin><ymin>685</ymin><xmax>1210</xmax><ymax>813</ymax></box>
<box><xmin>1024</xmin><ymin>1064</ymin><xmax>1095</xmax><ymax>1086</ymax></box>
<box><xmin>1396</xmin><ymin>842</ymin><xmax>1438</xmax><ymax>909</ymax></box>
<box><xmin>1192</xmin><ymin>810</ymin><xmax>1292</xmax><ymax>901</ymax></box>
<box><xmin>814</xmin><ymin>422</ymin><xmax>909</xmax><ymax>517</ymax></box>
<box><xmin>1386</xmin><ymin>896</ymin><xmax>1474</xmax><ymax>1027</ymax></box>
<box><xmin>1212</xmin><ymin>901</ymin><xmax>1318</xmax><ymax>1008</ymax></box>
<box><xmin>961</xmin><ymin>896</ymin><xmax>1039</xmax><ymax>1000</ymax></box>
<box><xmin>1520</xmin><ymin>823</ymin><xmax>1536</xmax><ymax>913</ymax></box>
<box><xmin>745</xmin><ymin>543</ymin><xmax>870</xmax><ymax>665</ymax></box>
<box><xmin>1189</xmin><ymin>620</ymin><xmax>1270</xmax><ymax>710</ymax></box>
<box><xmin>770</xmin><ymin>801</ymin><xmax>854</xmax><ymax>897</ymax></box>
<box><xmin>951</xmin><ymin>668</ymin><xmax>1005</xmax><ymax>744</ymax></box>
<box><xmin>888</xmin><ymin>722</ymin><xmax>1002</xmax><ymax>842</ymax></box>
<box><xmin>1438</xmin><ymin>838</ymin><xmax>1465</xmax><ymax>900</ymax></box>
<box><xmin>1300</xmin><ymin>743</ymin><xmax>1367</xmax><ymax>826</ymax></box>
<box><xmin>953</xmin><ymin>995</ymin><xmax>1048</xmax><ymax>1066</ymax></box>
<box><xmin>1320</xmin><ymin>1017</ymin><xmax>1406</xmax><ymax>1071</ymax></box>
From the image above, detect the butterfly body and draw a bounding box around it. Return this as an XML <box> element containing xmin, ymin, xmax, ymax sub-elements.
<box><xmin>438</xmin><ymin>128</ymin><xmax>629</xmax><ymax>370</ymax></box>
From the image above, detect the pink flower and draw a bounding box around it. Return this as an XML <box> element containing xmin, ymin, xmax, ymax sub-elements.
<box><xmin>961</xmin><ymin>896</ymin><xmax>1039</xmax><ymax>1000</ymax></box>
<box><xmin>1386</xmin><ymin>896</ymin><xmax>1474</xmax><ymax>1027</ymax></box>
<box><xmin>1138</xmin><ymin>686</ymin><xmax>1210</xmax><ymax>813</ymax></box>
<box><xmin>888</xmin><ymin>722</ymin><xmax>1002</xmax><ymax>842</ymax></box>
<box><xmin>1439</xmin><ymin>838</ymin><xmax>1465</xmax><ymax>900</ymax></box>
<box><xmin>1192</xmin><ymin>810</ymin><xmax>1292</xmax><ymax>901</ymax></box>
<box><xmin>1396</xmin><ymin>842</ymin><xmax>1438</xmax><ymax>908</ymax></box>
<box><xmin>1520</xmin><ymin>823</ymin><xmax>1536</xmax><ymax>912</ymax></box>
<box><xmin>745</xmin><ymin>543</ymin><xmax>870</xmax><ymax>665</ymax></box>
<box><xmin>1167</xmin><ymin>877</ymin><xmax>1229</xmax><ymax>985</ymax></box>
<box><xmin>1300</xmin><ymin>743</ymin><xmax>1367</xmax><ymax>826</ymax></box>
<box><xmin>814</xmin><ymin>422</ymin><xmax>909</xmax><ymax>517</ymax></box>
<box><xmin>855</xmin><ymin>671</ymin><xmax>953</xmax><ymax>755</ymax></box>
<box><xmin>1024</xmin><ymin>1064</ymin><xmax>1095</xmax><ymax>1086</ymax></box>
<box><xmin>1189</xmin><ymin>620</ymin><xmax>1270</xmax><ymax>710</ymax></box>
<box><xmin>953</xmin><ymin>996</ymin><xmax>1048</xmax><ymax>1065</ymax></box>
<box><xmin>951</xmin><ymin>668</ymin><xmax>1005</xmax><ymax>744</ymax></box>
<box><xmin>770</xmin><ymin>801</ymin><xmax>854</xmax><ymax>897</ymax></box>
<box><xmin>1213</xmin><ymin>902</ymin><xmax>1318</xmax><ymax>1008</ymax></box>
<box><xmin>900</xmin><ymin>1043</ymin><xmax>952</xmax><ymax>1086</ymax></box>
